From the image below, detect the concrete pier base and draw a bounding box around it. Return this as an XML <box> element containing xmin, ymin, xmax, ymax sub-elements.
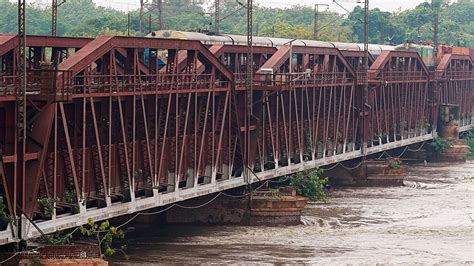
<box><xmin>431</xmin><ymin>105</ymin><xmax>470</xmax><ymax>163</ymax></box>
<box><xmin>328</xmin><ymin>159</ymin><xmax>407</xmax><ymax>187</ymax></box>
<box><xmin>355</xmin><ymin>160</ymin><xmax>406</xmax><ymax>186</ymax></box>
<box><xmin>0</xmin><ymin>245</ymin><xmax>103</xmax><ymax>266</ymax></box>
<box><xmin>429</xmin><ymin>139</ymin><xmax>470</xmax><ymax>163</ymax></box>
<box><xmin>403</xmin><ymin>149</ymin><xmax>428</xmax><ymax>163</ymax></box>
<box><xmin>165</xmin><ymin>187</ymin><xmax>308</xmax><ymax>226</ymax></box>
<box><xmin>249</xmin><ymin>192</ymin><xmax>308</xmax><ymax>226</ymax></box>
<box><xmin>165</xmin><ymin>195</ymin><xmax>248</xmax><ymax>225</ymax></box>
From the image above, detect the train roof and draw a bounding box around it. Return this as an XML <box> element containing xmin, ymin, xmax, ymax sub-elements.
<box><xmin>149</xmin><ymin>30</ymin><xmax>396</xmax><ymax>52</ymax></box>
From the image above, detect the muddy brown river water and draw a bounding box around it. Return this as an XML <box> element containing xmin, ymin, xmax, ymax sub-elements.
<box><xmin>112</xmin><ymin>162</ymin><xmax>474</xmax><ymax>265</ymax></box>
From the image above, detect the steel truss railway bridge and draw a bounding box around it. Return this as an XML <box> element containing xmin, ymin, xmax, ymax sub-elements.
<box><xmin>0</xmin><ymin>34</ymin><xmax>472</xmax><ymax>245</ymax></box>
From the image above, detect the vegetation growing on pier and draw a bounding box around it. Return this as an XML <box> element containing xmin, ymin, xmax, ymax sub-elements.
<box><xmin>387</xmin><ymin>158</ymin><xmax>402</xmax><ymax>169</ymax></box>
<box><xmin>431</xmin><ymin>137</ymin><xmax>453</xmax><ymax>153</ymax></box>
<box><xmin>0</xmin><ymin>197</ymin><xmax>11</xmax><ymax>230</ymax></box>
<box><xmin>466</xmin><ymin>130</ymin><xmax>474</xmax><ymax>159</ymax></box>
<box><xmin>288</xmin><ymin>168</ymin><xmax>328</xmax><ymax>202</ymax></box>
<box><xmin>79</xmin><ymin>218</ymin><xmax>128</xmax><ymax>259</ymax></box>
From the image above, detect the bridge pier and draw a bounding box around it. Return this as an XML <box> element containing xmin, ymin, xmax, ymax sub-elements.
<box><xmin>428</xmin><ymin>105</ymin><xmax>470</xmax><ymax>163</ymax></box>
<box><xmin>165</xmin><ymin>193</ymin><xmax>249</xmax><ymax>225</ymax></box>
<box><xmin>327</xmin><ymin>158</ymin><xmax>407</xmax><ymax>187</ymax></box>
<box><xmin>164</xmin><ymin>186</ymin><xmax>307</xmax><ymax>226</ymax></box>
<box><xmin>428</xmin><ymin>139</ymin><xmax>470</xmax><ymax>163</ymax></box>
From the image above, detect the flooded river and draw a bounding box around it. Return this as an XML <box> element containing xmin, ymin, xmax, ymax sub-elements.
<box><xmin>112</xmin><ymin>162</ymin><xmax>474</xmax><ymax>265</ymax></box>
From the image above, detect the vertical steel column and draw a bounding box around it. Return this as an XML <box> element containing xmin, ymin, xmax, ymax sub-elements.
<box><xmin>139</xmin><ymin>0</ymin><xmax>145</xmax><ymax>32</ymax></box>
<box><xmin>246</xmin><ymin>0</ymin><xmax>253</xmax><ymax>181</ymax></box>
<box><xmin>51</xmin><ymin>0</ymin><xmax>65</xmax><ymax>36</ymax></box>
<box><xmin>363</xmin><ymin>0</ymin><xmax>369</xmax><ymax>155</ymax></box>
<box><xmin>16</xmin><ymin>0</ymin><xmax>27</xmax><ymax>241</ymax></box>
<box><xmin>127</xmin><ymin>13</ymin><xmax>131</xmax><ymax>36</ymax></box>
<box><xmin>432</xmin><ymin>0</ymin><xmax>440</xmax><ymax>68</ymax></box>
<box><xmin>313</xmin><ymin>4</ymin><xmax>328</xmax><ymax>40</ymax></box>
<box><xmin>313</xmin><ymin>4</ymin><xmax>318</xmax><ymax>40</ymax></box>
<box><xmin>214</xmin><ymin>0</ymin><xmax>220</xmax><ymax>34</ymax></box>
<box><xmin>52</xmin><ymin>0</ymin><xmax>57</xmax><ymax>36</ymax></box>
<box><xmin>157</xmin><ymin>0</ymin><xmax>164</xmax><ymax>30</ymax></box>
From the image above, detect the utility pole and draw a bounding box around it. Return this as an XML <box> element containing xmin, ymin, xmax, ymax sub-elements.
<box><xmin>140</xmin><ymin>0</ymin><xmax>165</xmax><ymax>33</ymax></box>
<box><xmin>333</xmin><ymin>0</ymin><xmax>369</xmax><ymax>154</ymax></box>
<box><xmin>363</xmin><ymin>0</ymin><xmax>369</xmax><ymax>155</ymax></box>
<box><xmin>432</xmin><ymin>0</ymin><xmax>440</xmax><ymax>68</ymax></box>
<box><xmin>128</xmin><ymin>12</ymin><xmax>131</xmax><ymax>36</ymax></box>
<box><xmin>157</xmin><ymin>0</ymin><xmax>164</xmax><ymax>30</ymax></box>
<box><xmin>149</xmin><ymin>13</ymin><xmax>152</xmax><ymax>33</ymax></box>
<box><xmin>246</xmin><ymin>0</ymin><xmax>253</xmax><ymax>183</ymax></box>
<box><xmin>139</xmin><ymin>0</ymin><xmax>145</xmax><ymax>32</ymax></box>
<box><xmin>17</xmin><ymin>0</ymin><xmax>27</xmax><ymax>230</ymax></box>
<box><xmin>51</xmin><ymin>0</ymin><xmax>66</xmax><ymax>36</ymax></box>
<box><xmin>379</xmin><ymin>19</ymin><xmax>384</xmax><ymax>44</ymax></box>
<box><xmin>313</xmin><ymin>4</ymin><xmax>329</xmax><ymax>40</ymax></box>
<box><xmin>52</xmin><ymin>0</ymin><xmax>58</xmax><ymax>36</ymax></box>
<box><xmin>214</xmin><ymin>0</ymin><xmax>220</xmax><ymax>34</ymax></box>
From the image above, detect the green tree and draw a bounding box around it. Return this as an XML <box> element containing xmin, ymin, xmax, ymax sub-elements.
<box><xmin>0</xmin><ymin>0</ymin><xmax>471</xmax><ymax>46</ymax></box>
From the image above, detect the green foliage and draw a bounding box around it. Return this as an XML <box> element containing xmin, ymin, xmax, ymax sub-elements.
<box><xmin>288</xmin><ymin>168</ymin><xmax>328</xmax><ymax>202</ymax></box>
<box><xmin>466</xmin><ymin>130</ymin><xmax>474</xmax><ymax>159</ymax></box>
<box><xmin>38</xmin><ymin>196</ymin><xmax>59</xmax><ymax>215</ymax></box>
<box><xmin>468</xmin><ymin>141</ymin><xmax>474</xmax><ymax>159</ymax></box>
<box><xmin>29</xmin><ymin>256</ymin><xmax>41</xmax><ymax>266</ymax></box>
<box><xmin>431</xmin><ymin>137</ymin><xmax>453</xmax><ymax>153</ymax></box>
<box><xmin>46</xmin><ymin>230</ymin><xmax>73</xmax><ymax>245</ymax></box>
<box><xmin>0</xmin><ymin>0</ymin><xmax>472</xmax><ymax>45</ymax></box>
<box><xmin>345</xmin><ymin>6</ymin><xmax>404</xmax><ymax>44</ymax></box>
<box><xmin>79</xmin><ymin>218</ymin><xmax>126</xmax><ymax>259</ymax></box>
<box><xmin>65</xmin><ymin>191</ymin><xmax>82</xmax><ymax>215</ymax></box>
<box><xmin>387</xmin><ymin>158</ymin><xmax>402</xmax><ymax>169</ymax></box>
<box><xmin>0</xmin><ymin>196</ymin><xmax>11</xmax><ymax>227</ymax></box>
<box><xmin>259</xmin><ymin>188</ymin><xmax>283</xmax><ymax>199</ymax></box>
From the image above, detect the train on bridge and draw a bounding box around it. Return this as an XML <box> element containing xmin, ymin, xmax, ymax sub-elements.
<box><xmin>151</xmin><ymin>30</ymin><xmax>474</xmax><ymax>68</ymax></box>
<box><xmin>0</xmin><ymin>31</ymin><xmax>472</xmax><ymax>245</ymax></box>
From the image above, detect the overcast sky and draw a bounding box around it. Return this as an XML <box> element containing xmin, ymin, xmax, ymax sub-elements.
<box><xmin>30</xmin><ymin>0</ymin><xmax>433</xmax><ymax>13</ymax></box>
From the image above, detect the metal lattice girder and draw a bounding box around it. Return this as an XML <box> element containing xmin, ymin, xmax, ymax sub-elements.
<box><xmin>367</xmin><ymin>50</ymin><xmax>431</xmax><ymax>147</ymax></box>
<box><xmin>436</xmin><ymin>54</ymin><xmax>474</xmax><ymax>127</ymax></box>
<box><xmin>248</xmin><ymin>44</ymin><xmax>359</xmax><ymax>169</ymax></box>
<box><xmin>12</xmin><ymin>34</ymin><xmax>241</xmax><ymax>215</ymax></box>
<box><xmin>340</xmin><ymin>50</ymin><xmax>375</xmax><ymax>76</ymax></box>
<box><xmin>17</xmin><ymin>0</ymin><xmax>27</xmax><ymax>218</ymax></box>
<box><xmin>0</xmin><ymin>35</ymin><xmax>92</xmax><ymax>57</ymax></box>
<box><xmin>0</xmin><ymin>33</ymin><xmax>473</xmax><ymax>246</ymax></box>
<box><xmin>58</xmin><ymin>36</ymin><xmax>233</xmax><ymax>82</ymax></box>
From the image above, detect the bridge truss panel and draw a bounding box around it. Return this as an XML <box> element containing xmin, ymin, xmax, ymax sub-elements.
<box><xmin>0</xmin><ymin>36</ymin><xmax>473</xmax><ymax>245</ymax></box>
<box><xmin>248</xmin><ymin>46</ymin><xmax>360</xmax><ymax>174</ymax></box>
<box><xmin>367</xmin><ymin>51</ymin><xmax>432</xmax><ymax>148</ymax></box>
<box><xmin>0</xmin><ymin>36</ymin><xmax>244</xmax><ymax>243</ymax></box>
<box><xmin>436</xmin><ymin>54</ymin><xmax>474</xmax><ymax>128</ymax></box>
<box><xmin>0</xmin><ymin>35</ymin><xmax>92</xmax><ymax>243</ymax></box>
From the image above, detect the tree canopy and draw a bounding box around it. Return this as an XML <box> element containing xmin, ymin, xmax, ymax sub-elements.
<box><xmin>0</xmin><ymin>0</ymin><xmax>472</xmax><ymax>46</ymax></box>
